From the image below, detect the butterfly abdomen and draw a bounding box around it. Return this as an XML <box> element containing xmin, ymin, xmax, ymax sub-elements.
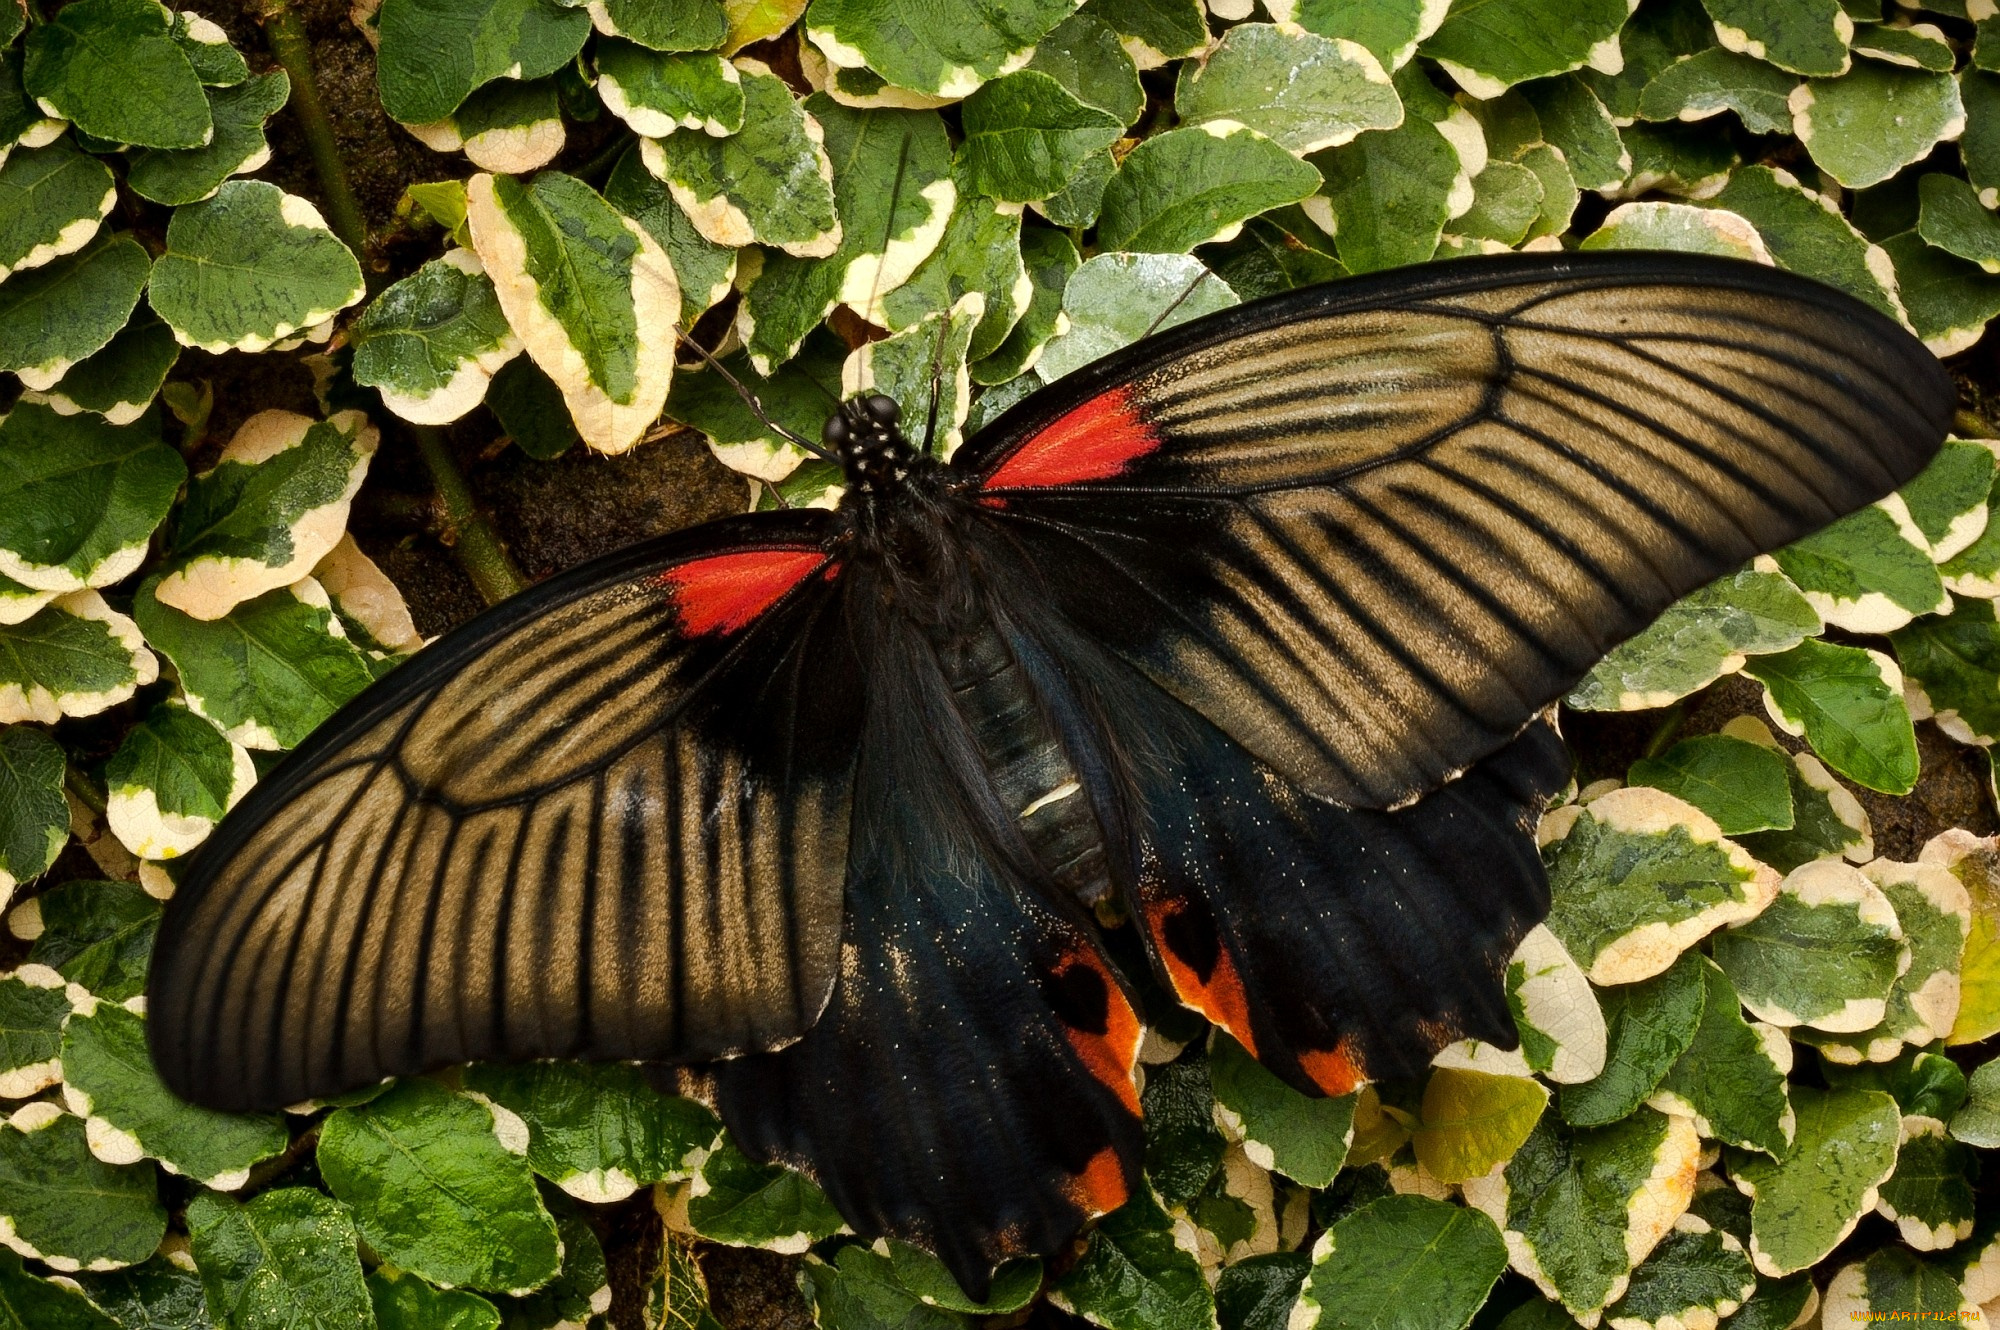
<box><xmin>929</xmin><ymin>615</ymin><xmax>1112</xmax><ymax>910</ymax></box>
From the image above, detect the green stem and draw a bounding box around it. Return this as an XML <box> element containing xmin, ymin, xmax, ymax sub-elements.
<box><xmin>1955</xmin><ymin>408</ymin><xmax>1998</xmax><ymax>440</ymax></box>
<box><xmin>411</xmin><ymin>426</ymin><xmax>527</xmax><ymax>605</ymax></box>
<box><xmin>1642</xmin><ymin>702</ymin><xmax>1687</xmax><ymax>759</ymax></box>
<box><xmin>256</xmin><ymin>0</ymin><xmax>369</xmax><ymax>261</ymax></box>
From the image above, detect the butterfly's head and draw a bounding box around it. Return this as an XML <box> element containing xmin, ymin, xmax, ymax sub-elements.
<box><xmin>825</xmin><ymin>394</ymin><xmax>918</xmax><ymax>495</ymax></box>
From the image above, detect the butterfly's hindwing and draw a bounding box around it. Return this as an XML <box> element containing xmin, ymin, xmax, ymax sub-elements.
<box><xmin>147</xmin><ymin>516</ymin><xmax>860</xmax><ymax>1110</ymax></box>
<box><xmin>964</xmin><ymin>254</ymin><xmax>1955</xmax><ymax>809</ymax></box>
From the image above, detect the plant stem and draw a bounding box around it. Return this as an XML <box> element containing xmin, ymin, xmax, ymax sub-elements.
<box><xmin>255</xmin><ymin>0</ymin><xmax>370</xmax><ymax>261</ymax></box>
<box><xmin>411</xmin><ymin>426</ymin><xmax>527</xmax><ymax>605</ymax></box>
<box><xmin>1955</xmin><ymin>408</ymin><xmax>1998</xmax><ymax>440</ymax></box>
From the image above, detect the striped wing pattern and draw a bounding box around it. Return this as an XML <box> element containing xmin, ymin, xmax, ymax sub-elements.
<box><xmin>148</xmin><ymin>521</ymin><xmax>859</xmax><ymax>1111</ymax></box>
<box><xmin>970</xmin><ymin>256</ymin><xmax>1955</xmax><ymax>808</ymax></box>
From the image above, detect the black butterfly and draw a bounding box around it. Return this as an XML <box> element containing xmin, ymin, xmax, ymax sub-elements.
<box><xmin>148</xmin><ymin>252</ymin><xmax>1952</xmax><ymax>1294</ymax></box>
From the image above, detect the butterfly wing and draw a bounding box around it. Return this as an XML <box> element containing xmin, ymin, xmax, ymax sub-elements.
<box><xmin>959</xmin><ymin>252</ymin><xmax>1954</xmax><ymax>810</ymax></box>
<box><xmin>148</xmin><ymin>513</ymin><xmax>862</xmax><ymax>1111</ymax></box>
<box><xmin>715</xmin><ymin>572</ymin><xmax>1144</xmax><ymax>1296</ymax></box>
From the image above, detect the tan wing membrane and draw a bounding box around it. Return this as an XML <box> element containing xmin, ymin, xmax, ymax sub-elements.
<box><xmin>974</xmin><ymin>256</ymin><xmax>1953</xmax><ymax>808</ymax></box>
<box><xmin>149</xmin><ymin>523</ymin><xmax>857</xmax><ymax>1111</ymax></box>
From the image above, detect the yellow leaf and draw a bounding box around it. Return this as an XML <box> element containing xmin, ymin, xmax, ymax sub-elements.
<box><xmin>1926</xmin><ymin>831</ymin><xmax>2000</xmax><ymax>1044</ymax></box>
<box><xmin>1412</xmin><ymin>1067</ymin><xmax>1549</xmax><ymax>1184</ymax></box>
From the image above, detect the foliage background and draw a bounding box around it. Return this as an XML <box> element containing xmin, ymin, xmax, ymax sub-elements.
<box><xmin>10</xmin><ymin>0</ymin><xmax>2000</xmax><ymax>1326</ymax></box>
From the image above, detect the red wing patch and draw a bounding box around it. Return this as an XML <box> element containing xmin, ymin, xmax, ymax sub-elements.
<box><xmin>657</xmin><ymin>548</ymin><xmax>828</xmax><ymax>637</ymax></box>
<box><xmin>982</xmin><ymin>387</ymin><xmax>1161</xmax><ymax>490</ymax></box>
<box><xmin>1069</xmin><ymin>1144</ymin><xmax>1131</xmax><ymax>1217</ymax></box>
<box><xmin>1298</xmin><ymin>1039</ymin><xmax>1367</xmax><ymax>1096</ymax></box>
<box><xmin>1144</xmin><ymin>897</ymin><xmax>1259</xmax><ymax>1056</ymax></box>
<box><xmin>1049</xmin><ymin>948</ymin><xmax>1143</xmax><ymax>1116</ymax></box>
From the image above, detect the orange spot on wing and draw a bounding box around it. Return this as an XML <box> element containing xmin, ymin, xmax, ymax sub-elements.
<box><xmin>1070</xmin><ymin>1145</ymin><xmax>1129</xmax><ymax>1217</ymax></box>
<box><xmin>656</xmin><ymin>548</ymin><xmax>827</xmax><ymax>636</ymax></box>
<box><xmin>1053</xmin><ymin>949</ymin><xmax>1142</xmax><ymax>1116</ymax></box>
<box><xmin>1145</xmin><ymin>899</ymin><xmax>1258</xmax><ymax>1057</ymax></box>
<box><xmin>1298</xmin><ymin>1038</ymin><xmax>1367</xmax><ymax>1096</ymax></box>
<box><xmin>983</xmin><ymin>387</ymin><xmax>1160</xmax><ymax>490</ymax></box>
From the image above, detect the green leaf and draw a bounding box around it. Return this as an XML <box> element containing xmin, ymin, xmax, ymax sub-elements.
<box><xmin>127</xmin><ymin>70</ymin><xmax>289</xmax><ymax>208</ymax></box>
<box><xmin>645</xmin><ymin>1231</ymin><xmax>724</xmax><ymax>1330</ymax></box>
<box><xmin>1716</xmin><ymin>1272</ymin><xmax>1817</xmax><ymax>1330</ymax></box>
<box><xmin>1795</xmin><ymin>62</ymin><xmax>1964</xmax><ymax>189</ymax></box>
<box><xmin>1312</xmin><ymin>105</ymin><xmax>1465</xmax><ymax>274</ymax></box>
<box><xmin>0</xmin><ymin>969</ymin><xmax>65</xmax><ymax>1099</ymax></box>
<box><xmin>59</xmin><ymin>997</ymin><xmax>287</xmax><ymax>1189</ymax></box>
<box><xmin>0</xmin><ymin>231</ymin><xmax>150</xmax><ymax>388</ymax></box>
<box><xmin>1616</xmin><ymin>121</ymin><xmax>1739</xmax><ymax>198</ymax></box>
<box><xmin>641</xmin><ymin>63</ymin><xmax>833</xmax><ymax>261</ymax></box>
<box><xmin>1468</xmin><ymin>925</ymin><xmax>1605</xmax><ymax>1086</ymax></box>
<box><xmin>842</xmin><ymin>294</ymin><xmax>983</xmax><ymax>458</ymax></box>
<box><xmin>69</xmin><ymin>1255</ymin><xmax>212</xmax><ymax>1330</ymax></box>
<box><xmin>1822</xmin><ymin>1246</ymin><xmax>1979</xmax><ymax>1322</ymax></box>
<box><xmin>1700</xmin><ymin>0</ymin><xmax>1852</xmax><ymax>76</ymax></box>
<box><xmin>1964</xmin><ymin>69</ymin><xmax>2000</xmax><ymax>212</ymax></box>
<box><xmin>587</xmin><ymin>0</ymin><xmax>727</xmax><ymax>50</ymax></box>
<box><xmin>1295</xmin><ymin>1195</ymin><xmax>1507</xmax><ymax>1330</ymax></box>
<box><xmin>804</xmin><ymin>1241</ymin><xmax>1042</xmax><ymax>1327</ymax></box>
<box><xmin>1079</xmin><ymin>0</ymin><xmax>1205</xmax><ymax>67</ymax></box>
<box><xmin>1209</xmin><ymin>1031</ymin><xmax>1356</xmax><ymax>1189</ymax></box>
<box><xmin>1878</xmin><ymin>231</ymin><xmax>2000</xmax><ymax>358</ymax></box>
<box><xmin>1462</xmin><ymin>1107</ymin><xmax>1702</xmax><ymax>1323</ymax></box>
<box><xmin>154</xmin><ymin>409</ymin><xmax>377</xmax><ymax>620</ymax></box>
<box><xmin>972</xmin><ymin>224</ymin><xmax>1077</xmax><ymax>384</ymax></box>
<box><xmin>1874</xmin><ymin>1116</ymin><xmax>1976</xmax><ymax>1249</ymax></box>
<box><xmin>0</xmin><ymin>400</ymin><xmax>183</xmax><ymax>594</ymax></box>
<box><xmin>1771</xmin><ymin>499</ymin><xmax>1948</xmax><ymax>634</ymax></box>
<box><xmin>351</xmin><ymin>250</ymin><xmax>522</xmax><ymax>425</ymax></box>
<box><xmin>1808</xmin><ymin>859</ymin><xmax>1971</xmax><ymax>1060</ymax></box>
<box><xmin>1559</xmin><ymin>950</ymin><xmax>1707</xmax><ymax>1129</ymax></box>
<box><xmin>602</xmin><ymin>145</ymin><xmax>737</xmax><ymax>330</ymax></box>
<box><xmin>1742</xmin><ymin>639</ymin><xmax>1919</xmax><ymax>795</ymax></box>
<box><xmin>805</xmin><ymin>0</ymin><xmax>1075</xmax><ymax>97</ymax></box>
<box><xmin>1175</xmin><ymin>22</ymin><xmax>1402</xmax><ymax>155</ymax></box>
<box><xmin>319</xmin><ymin>1078</ymin><xmax>562</xmax><ymax>1294</ymax></box>
<box><xmin>678</xmin><ymin>1134</ymin><xmax>845</xmax><ymax>1252</ymax></box>
<box><xmin>1902</xmin><ymin>440</ymin><xmax>1995</xmax><ymax>561</ymax></box>
<box><xmin>0</xmin><ymin>725</ymin><xmax>65</xmax><ymax>902</ymax></box>
<box><xmin>1824</xmin><ymin>1047</ymin><xmax>1967</xmax><ymax>1120</ymax></box>
<box><xmin>1141</xmin><ymin>1049</ymin><xmax>1225</xmax><ymax>1207</ymax></box>
<box><xmin>1628</xmin><ymin>736</ymin><xmax>1794</xmax><ymax>836</ymax></box>
<box><xmin>1649</xmin><ymin>956</ymin><xmax>1795</xmax><ymax>1156</ymax></box>
<box><xmin>1036</xmin><ymin>250</ymin><xmax>1236</xmax><ymax>382</ymax></box>
<box><xmin>374</xmin><ymin>0</ymin><xmax>589</xmax><ymax>124</ymax></box>
<box><xmin>1710</xmin><ymin>165</ymin><xmax>1903</xmax><ymax>320</ymax></box>
<box><xmin>1215</xmin><ymin>1252</ymin><xmax>1308</xmax><ymax>1330</ymax></box>
<box><xmin>1712</xmin><ymin>859</ymin><xmax>1907</xmax><ymax>1032</ymax></box>
<box><xmin>1733</xmin><ymin>734</ymin><xmax>1872</xmax><ymax>874</ymax></box>
<box><xmin>877</xmin><ymin>183</ymin><xmax>1027</xmax><ymax>364</ymax></box>
<box><xmin>1638</xmin><ymin>48</ymin><xmax>1797</xmax><ymax>133</ymax></box>
<box><xmin>1278</xmin><ymin>0</ymin><xmax>1448</xmax><ymax>71</ymax></box>
<box><xmin>1601</xmin><ymin>1213</ymin><xmax>1757</xmax><ymax>1330</ymax></box>
<box><xmin>23</xmin><ymin>0</ymin><xmax>211</xmax><ymax>148</ymax></box>
<box><xmin>1097</xmin><ymin>123</ymin><xmax>1321</xmax><ymax>254</ymax></box>
<box><xmin>0</xmin><ymin>1103</ymin><xmax>166</xmax><ymax>1271</ymax></box>
<box><xmin>1422</xmin><ymin>0</ymin><xmax>1631</xmax><ymax>97</ymax></box>
<box><xmin>1728</xmin><ymin>1085</ymin><xmax>1900</xmax><ymax>1276</ymax></box>
<box><xmin>1449</xmin><ymin>160</ymin><xmax>1544</xmax><ymax>247</ymax></box>
<box><xmin>19</xmin><ymin>878</ymin><xmax>159</xmax><ymax>1004</ymax></box>
<box><xmin>187</xmin><ymin>1188</ymin><xmax>373</xmax><ymax>1330</ymax></box>
<box><xmin>1569</xmin><ymin>568</ymin><xmax>1820</xmax><ymax>712</ymax></box>
<box><xmin>1028</xmin><ymin>11</ymin><xmax>1143</xmax><ymax>123</ymax></box>
<box><xmin>0</xmin><ymin>590</ymin><xmax>156</xmax><ymax>725</ymax></box>
<box><xmin>505</xmin><ymin>1194</ymin><xmax>612</xmax><ymax>1329</ymax></box>
<box><xmin>1852</xmin><ymin>21</ymin><xmax>1954</xmax><ymax>71</ymax></box>
<box><xmin>667</xmin><ymin>325</ymin><xmax>844</xmax><ymax>482</ymax></box>
<box><xmin>1951</xmin><ymin>1054</ymin><xmax>2000</xmax><ymax>1145</ymax></box>
<box><xmin>1918</xmin><ymin>171</ymin><xmax>2000</xmax><ymax>274</ymax></box>
<box><xmin>1050</xmin><ymin>1190</ymin><xmax>1213</xmax><ymax>1330</ymax></box>
<box><xmin>0</xmin><ymin>142</ymin><xmax>112</xmax><ymax>282</ymax></box>
<box><xmin>414</xmin><ymin>77</ymin><xmax>565</xmax><ymax>176</ymax></box>
<box><xmin>1541</xmin><ymin>787</ymin><xmax>1778</xmax><ymax>986</ymax></box>
<box><xmin>102</xmin><ymin>700</ymin><xmax>252</xmax><ymax>860</ymax></box>
<box><xmin>958</xmin><ymin>69</ymin><xmax>1123</xmax><ymax>203</ymax></box>
<box><xmin>1519</xmin><ymin>75</ymin><xmax>1628</xmax><ymax>192</ymax></box>
<box><xmin>1412</xmin><ymin>1067</ymin><xmax>1549</xmax><ymax>1185</ymax></box>
<box><xmin>1582</xmin><ymin>201</ymin><xmax>1770</xmax><ymax>261</ymax></box>
<box><xmin>460</xmin><ymin>1061</ymin><xmax>718</xmax><ymax>1203</ymax></box>
<box><xmin>0</xmin><ymin>1248</ymin><xmax>118</xmax><ymax>1328</ymax></box>
<box><xmin>597</xmin><ymin>42</ymin><xmax>743</xmax><ymax>137</ymax></box>
<box><xmin>168</xmin><ymin>10</ymin><xmax>247</xmax><ymax>86</ymax></box>
<box><xmin>24</xmin><ymin>311</ymin><xmax>182</xmax><ymax>427</ymax></box>
<box><xmin>485</xmin><ymin>355</ymin><xmax>579</xmax><ymax>461</ymax></box>
<box><xmin>133</xmin><ymin>577</ymin><xmax>377</xmax><ymax>751</ymax></box>
<box><xmin>148</xmin><ymin>179</ymin><xmax>365</xmax><ymax>354</ymax></box>
<box><xmin>368</xmin><ymin>1268</ymin><xmax>500</xmax><ymax>1330</ymax></box>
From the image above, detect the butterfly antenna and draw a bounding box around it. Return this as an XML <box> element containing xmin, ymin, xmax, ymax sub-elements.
<box><xmin>673</xmin><ymin>327</ymin><xmax>839</xmax><ymax>463</ymax></box>
<box><xmin>920</xmin><ymin>305</ymin><xmax>952</xmax><ymax>455</ymax></box>
<box><xmin>1139</xmin><ymin>269</ymin><xmax>1215</xmax><ymax>342</ymax></box>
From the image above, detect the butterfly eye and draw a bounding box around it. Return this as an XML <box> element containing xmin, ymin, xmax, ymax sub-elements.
<box><xmin>823</xmin><ymin>414</ymin><xmax>850</xmax><ymax>447</ymax></box>
<box><xmin>866</xmin><ymin>394</ymin><xmax>900</xmax><ymax>425</ymax></box>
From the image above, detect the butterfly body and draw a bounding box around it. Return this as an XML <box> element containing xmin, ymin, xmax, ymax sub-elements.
<box><xmin>147</xmin><ymin>254</ymin><xmax>1957</xmax><ymax>1295</ymax></box>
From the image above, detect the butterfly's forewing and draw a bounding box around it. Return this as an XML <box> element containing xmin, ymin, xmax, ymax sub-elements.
<box><xmin>961</xmin><ymin>253</ymin><xmax>1955</xmax><ymax>811</ymax></box>
<box><xmin>148</xmin><ymin>514</ymin><xmax>861</xmax><ymax>1111</ymax></box>
<box><xmin>715</xmin><ymin>579</ymin><xmax>1144</xmax><ymax>1294</ymax></box>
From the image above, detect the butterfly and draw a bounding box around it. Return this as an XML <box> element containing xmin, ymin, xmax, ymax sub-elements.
<box><xmin>147</xmin><ymin>251</ymin><xmax>1952</xmax><ymax>1295</ymax></box>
